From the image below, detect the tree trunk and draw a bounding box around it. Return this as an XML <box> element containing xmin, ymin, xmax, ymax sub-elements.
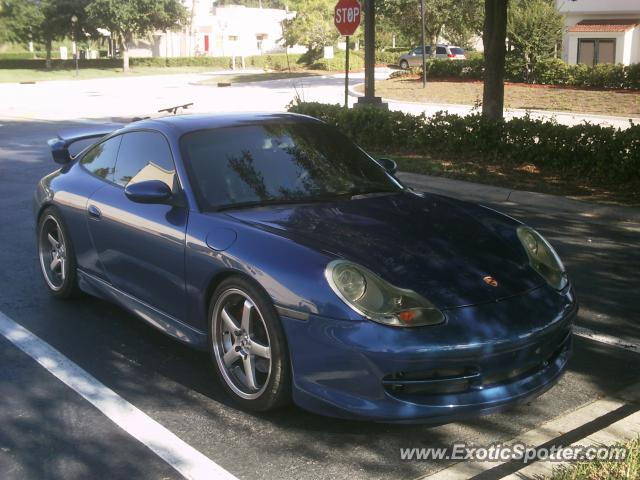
<box><xmin>482</xmin><ymin>0</ymin><xmax>508</xmax><ymax>120</ymax></box>
<box><xmin>120</xmin><ymin>34</ymin><xmax>130</xmax><ymax>72</ymax></box>
<box><xmin>45</xmin><ymin>38</ymin><xmax>52</xmax><ymax>70</ymax></box>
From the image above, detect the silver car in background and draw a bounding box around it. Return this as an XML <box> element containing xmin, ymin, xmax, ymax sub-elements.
<box><xmin>398</xmin><ymin>45</ymin><xmax>466</xmax><ymax>69</ymax></box>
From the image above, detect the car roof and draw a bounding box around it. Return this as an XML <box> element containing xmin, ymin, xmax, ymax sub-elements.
<box><xmin>123</xmin><ymin>112</ymin><xmax>320</xmax><ymax>136</ymax></box>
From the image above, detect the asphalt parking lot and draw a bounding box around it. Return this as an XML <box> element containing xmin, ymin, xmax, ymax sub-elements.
<box><xmin>1</xmin><ymin>119</ymin><xmax>639</xmax><ymax>480</ymax></box>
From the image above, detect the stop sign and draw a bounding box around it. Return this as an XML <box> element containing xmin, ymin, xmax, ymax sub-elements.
<box><xmin>334</xmin><ymin>0</ymin><xmax>361</xmax><ymax>36</ymax></box>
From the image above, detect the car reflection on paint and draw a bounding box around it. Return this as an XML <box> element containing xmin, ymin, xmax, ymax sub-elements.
<box><xmin>34</xmin><ymin>113</ymin><xmax>576</xmax><ymax>422</ymax></box>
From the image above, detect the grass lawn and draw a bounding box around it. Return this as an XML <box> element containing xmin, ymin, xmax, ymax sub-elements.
<box><xmin>380</xmin><ymin>152</ymin><xmax>640</xmax><ymax>206</ymax></box>
<box><xmin>546</xmin><ymin>437</ymin><xmax>639</xmax><ymax>479</ymax></box>
<box><xmin>0</xmin><ymin>66</ymin><xmax>233</xmax><ymax>83</ymax></box>
<box><xmin>364</xmin><ymin>78</ymin><xmax>640</xmax><ymax>118</ymax></box>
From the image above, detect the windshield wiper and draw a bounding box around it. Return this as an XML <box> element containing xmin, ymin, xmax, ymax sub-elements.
<box><xmin>215</xmin><ymin>189</ymin><xmax>402</xmax><ymax>212</ymax></box>
<box><xmin>348</xmin><ymin>189</ymin><xmax>401</xmax><ymax>199</ymax></box>
<box><xmin>216</xmin><ymin>198</ymin><xmax>309</xmax><ymax>211</ymax></box>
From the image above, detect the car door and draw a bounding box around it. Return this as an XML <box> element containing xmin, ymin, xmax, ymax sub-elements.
<box><xmin>409</xmin><ymin>47</ymin><xmax>422</xmax><ymax>67</ymax></box>
<box><xmin>435</xmin><ymin>46</ymin><xmax>447</xmax><ymax>59</ymax></box>
<box><xmin>63</xmin><ymin>135</ymin><xmax>122</xmax><ymax>281</ymax></box>
<box><xmin>86</xmin><ymin>130</ymin><xmax>188</xmax><ymax>321</ymax></box>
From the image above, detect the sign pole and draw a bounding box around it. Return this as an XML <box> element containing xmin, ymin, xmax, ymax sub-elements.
<box><xmin>344</xmin><ymin>35</ymin><xmax>350</xmax><ymax>108</ymax></box>
<box><xmin>420</xmin><ymin>0</ymin><xmax>427</xmax><ymax>88</ymax></box>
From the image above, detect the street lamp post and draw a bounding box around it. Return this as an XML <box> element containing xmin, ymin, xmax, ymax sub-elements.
<box><xmin>420</xmin><ymin>0</ymin><xmax>426</xmax><ymax>88</ymax></box>
<box><xmin>71</xmin><ymin>15</ymin><xmax>79</xmax><ymax>77</ymax></box>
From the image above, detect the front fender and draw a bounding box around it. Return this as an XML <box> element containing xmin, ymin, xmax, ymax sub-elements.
<box><xmin>184</xmin><ymin>211</ymin><xmax>359</xmax><ymax>333</ymax></box>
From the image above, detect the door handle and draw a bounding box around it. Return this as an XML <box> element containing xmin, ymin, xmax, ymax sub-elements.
<box><xmin>88</xmin><ymin>204</ymin><xmax>102</xmax><ymax>219</ymax></box>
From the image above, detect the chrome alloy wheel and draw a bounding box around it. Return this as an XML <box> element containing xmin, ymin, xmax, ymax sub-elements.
<box><xmin>212</xmin><ymin>289</ymin><xmax>272</xmax><ymax>400</ymax></box>
<box><xmin>38</xmin><ymin>215</ymin><xmax>67</xmax><ymax>291</ymax></box>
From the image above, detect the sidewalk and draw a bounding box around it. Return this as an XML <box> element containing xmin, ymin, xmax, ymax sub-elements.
<box><xmin>398</xmin><ymin>171</ymin><xmax>640</xmax><ymax>222</ymax></box>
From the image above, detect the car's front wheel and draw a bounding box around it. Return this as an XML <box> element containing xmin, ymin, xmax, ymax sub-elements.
<box><xmin>209</xmin><ymin>276</ymin><xmax>290</xmax><ymax>411</ymax></box>
<box><xmin>399</xmin><ymin>60</ymin><xmax>409</xmax><ymax>70</ymax></box>
<box><xmin>37</xmin><ymin>207</ymin><xmax>81</xmax><ymax>299</ymax></box>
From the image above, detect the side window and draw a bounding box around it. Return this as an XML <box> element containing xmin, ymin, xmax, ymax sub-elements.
<box><xmin>436</xmin><ymin>46</ymin><xmax>447</xmax><ymax>55</ymax></box>
<box><xmin>113</xmin><ymin>131</ymin><xmax>177</xmax><ymax>191</ymax></box>
<box><xmin>80</xmin><ymin>136</ymin><xmax>122</xmax><ymax>181</ymax></box>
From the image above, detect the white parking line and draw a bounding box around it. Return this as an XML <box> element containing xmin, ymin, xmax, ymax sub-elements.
<box><xmin>573</xmin><ymin>326</ymin><xmax>639</xmax><ymax>352</ymax></box>
<box><xmin>0</xmin><ymin>310</ymin><xmax>238</xmax><ymax>480</ymax></box>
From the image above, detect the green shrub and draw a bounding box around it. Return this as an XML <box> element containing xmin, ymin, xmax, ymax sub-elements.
<box><xmin>310</xmin><ymin>50</ymin><xmax>365</xmax><ymax>71</ymax></box>
<box><xmin>376</xmin><ymin>50</ymin><xmax>406</xmax><ymax>65</ymax></box>
<box><xmin>409</xmin><ymin>56</ymin><xmax>640</xmax><ymax>90</ymax></box>
<box><xmin>531</xmin><ymin>57</ymin><xmax>571</xmax><ymax>85</ymax></box>
<box><xmin>0</xmin><ymin>52</ymin><xmax>37</xmax><ymax>60</ymax></box>
<box><xmin>464</xmin><ymin>51</ymin><xmax>484</xmax><ymax>61</ymax></box>
<box><xmin>585</xmin><ymin>63</ymin><xmax>626</xmax><ymax>89</ymax></box>
<box><xmin>628</xmin><ymin>63</ymin><xmax>640</xmax><ymax>89</ymax></box>
<box><xmin>383</xmin><ymin>47</ymin><xmax>412</xmax><ymax>53</ymax></box>
<box><xmin>129</xmin><ymin>54</ymin><xmax>302</xmax><ymax>71</ymax></box>
<box><xmin>246</xmin><ymin>53</ymin><xmax>303</xmax><ymax>71</ymax></box>
<box><xmin>287</xmin><ymin>101</ymin><xmax>640</xmax><ymax>182</ymax></box>
<box><xmin>0</xmin><ymin>58</ymin><xmax>121</xmax><ymax>69</ymax></box>
<box><xmin>128</xmin><ymin>57</ymin><xmax>168</xmax><ymax>67</ymax></box>
<box><xmin>426</xmin><ymin>58</ymin><xmax>484</xmax><ymax>79</ymax></box>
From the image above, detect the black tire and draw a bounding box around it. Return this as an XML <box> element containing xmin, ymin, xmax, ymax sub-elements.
<box><xmin>37</xmin><ymin>206</ymin><xmax>81</xmax><ymax>299</ymax></box>
<box><xmin>400</xmin><ymin>60</ymin><xmax>409</xmax><ymax>70</ymax></box>
<box><xmin>208</xmin><ymin>275</ymin><xmax>290</xmax><ymax>411</ymax></box>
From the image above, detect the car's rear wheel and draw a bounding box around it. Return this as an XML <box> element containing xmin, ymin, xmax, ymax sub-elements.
<box><xmin>37</xmin><ymin>207</ymin><xmax>81</xmax><ymax>299</ymax></box>
<box><xmin>209</xmin><ymin>276</ymin><xmax>290</xmax><ymax>411</ymax></box>
<box><xmin>400</xmin><ymin>60</ymin><xmax>409</xmax><ymax>70</ymax></box>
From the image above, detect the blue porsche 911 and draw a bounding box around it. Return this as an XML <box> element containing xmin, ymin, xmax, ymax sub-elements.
<box><xmin>34</xmin><ymin>113</ymin><xmax>576</xmax><ymax>422</ymax></box>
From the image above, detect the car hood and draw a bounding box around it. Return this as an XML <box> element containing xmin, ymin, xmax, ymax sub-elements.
<box><xmin>226</xmin><ymin>192</ymin><xmax>544</xmax><ymax>309</ymax></box>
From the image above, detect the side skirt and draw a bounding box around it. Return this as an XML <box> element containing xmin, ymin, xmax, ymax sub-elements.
<box><xmin>77</xmin><ymin>269</ymin><xmax>208</xmax><ymax>350</ymax></box>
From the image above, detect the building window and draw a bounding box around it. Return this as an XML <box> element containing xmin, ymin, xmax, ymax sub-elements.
<box><xmin>577</xmin><ymin>39</ymin><xmax>615</xmax><ymax>66</ymax></box>
<box><xmin>256</xmin><ymin>34</ymin><xmax>267</xmax><ymax>52</ymax></box>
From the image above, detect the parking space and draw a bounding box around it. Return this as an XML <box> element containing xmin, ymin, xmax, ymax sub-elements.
<box><xmin>1</xmin><ymin>119</ymin><xmax>639</xmax><ymax>480</ymax></box>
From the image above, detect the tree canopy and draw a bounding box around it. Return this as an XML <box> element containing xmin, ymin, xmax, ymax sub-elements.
<box><xmin>0</xmin><ymin>0</ymin><xmax>96</xmax><ymax>64</ymax></box>
<box><xmin>86</xmin><ymin>0</ymin><xmax>188</xmax><ymax>70</ymax></box>
<box><xmin>281</xmin><ymin>0</ymin><xmax>339</xmax><ymax>55</ymax></box>
<box><xmin>507</xmin><ymin>0</ymin><xmax>563</xmax><ymax>80</ymax></box>
<box><xmin>377</xmin><ymin>0</ymin><xmax>484</xmax><ymax>48</ymax></box>
<box><xmin>215</xmin><ymin>0</ymin><xmax>287</xmax><ymax>8</ymax></box>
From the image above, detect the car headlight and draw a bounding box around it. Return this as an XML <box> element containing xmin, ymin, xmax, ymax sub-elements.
<box><xmin>325</xmin><ymin>260</ymin><xmax>445</xmax><ymax>327</ymax></box>
<box><xmin>517</xmin><ymin>226</ymin><xmax>568</xmax><ymax>290</ymax></box>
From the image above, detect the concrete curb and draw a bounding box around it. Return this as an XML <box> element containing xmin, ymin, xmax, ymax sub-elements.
<box><xmin>397</xmin><ymin>172</ymin><xmax>640</xmax><ymax>223</ymax></box>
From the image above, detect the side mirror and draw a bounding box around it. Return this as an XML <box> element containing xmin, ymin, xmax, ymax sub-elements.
<box><xmin>377</xmin><ymin>158</ymin><xmax>398</xmax><ymax>175</ymax></box>
<box><xmin>124</xmin><ymin>180</ymin><xmax>172</xmax><ymax>204</ymax></box>
<box><xmin>48</xmin><ymin>138</ymin><xmax>71</xmax><ymax>164</ymax></box>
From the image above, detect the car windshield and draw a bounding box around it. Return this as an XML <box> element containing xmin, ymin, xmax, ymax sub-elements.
<box><xmin>450</xmin><ymin>47</ymin><xmax>465</xmax><ymax>55</ymax></box>
<box><xmin>180</xmin><ymin>122</ymin><xmax>402</xmax><ymax>211</ymax></box>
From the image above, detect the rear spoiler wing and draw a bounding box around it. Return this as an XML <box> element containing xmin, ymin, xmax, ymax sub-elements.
<box><xmin>48</xmin><ymin>125</ymin><xmax>119</xmax><ymax>164</ymax></box>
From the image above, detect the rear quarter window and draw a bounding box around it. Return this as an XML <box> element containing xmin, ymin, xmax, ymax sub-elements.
<box><xmin>80</xmin><ymin>136</ymin><xmax>122</xmax><ymax>181</ymax></box>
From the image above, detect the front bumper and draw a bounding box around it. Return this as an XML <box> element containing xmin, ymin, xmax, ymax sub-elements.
<box><xmin>280</xmin><ymin>286</ymin><xmax>576</xmax><ymax>423</ymax></box>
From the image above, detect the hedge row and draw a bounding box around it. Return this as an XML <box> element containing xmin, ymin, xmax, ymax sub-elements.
<box><xmin>0</xmin><ymin>52</ymin><xmax>46</xmax><ymax>60</ymax></box>
<box><xmin>398</xmin><ymin>57</ymin><xmax>640</xmax><ymax>90</ymax></box>
<box><xmin>376</xmin><ymin>50</ymin><xmax>408</xmax><ymax>65</ymax></box>
<box><xmin>310</xmin><ymin>50</ymin><xmax>365</xmax><ymax>71</ymax></box>
<box><xmin>0</xmin><ymin>58</ymin><xmax>122</xmax><ymax>69</ymax></box>
<box><xmin>287</xmin><ymin>102</ymin><xmax>640</xmax><ymax>182</ymax></box>
<box><xmin>0</xmin><ymin>53</ymin><xmax>310</xmax><ymax>71</ymax></box>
